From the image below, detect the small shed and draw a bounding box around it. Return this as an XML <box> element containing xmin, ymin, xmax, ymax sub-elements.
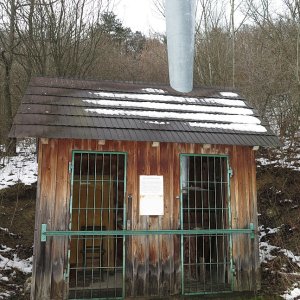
<box><xmin>10</xmin><ymin>77</ymin><xmax>280</xmax><ymax>300</ymax></box>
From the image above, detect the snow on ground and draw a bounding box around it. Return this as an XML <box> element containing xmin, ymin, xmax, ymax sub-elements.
<box><xmin>0</xmin><ymin>244</ymin><xmax>33</xmax><ymax>299</ymax></box>
<box><xmin>259</xmin><ymin>225</ymin><xmax>300</xmax><ymax>299</ymax></box>
<box><xmin>0</xmin><ymin>139</ymin><xmax>36</xmax><ymax>298</ymax></box>
<box><xmin>281</xmin><ymin>249</ymin><xmax>300</xmax><ymax>268</ymax></box>
<box><xmin>0</xmin><ymin>292</ymin><xmax>11</xmax><ymax>300</ymax></box>
<box><xmin>282</xmin><ymin>284</ymin><xmax>300</xmax><ymax>300</ymax></box>
<box><xmin>257</xmin><ymin>141</ymin><xmax>300</xmax><ymax>300</ymax></box>
<box><xmin>259</xmin><ymin>225</ymin><xmax>300</xmax><ymax>266</ymax></box>
<box><xmin>257</xmin><ymin>156</ymin><xmax>300</xmax><ymax>171</ymax></box>
<box><xmin>259</xmin><ymin>225</ymin><xmax>280</xmax><ymax>263</ymax></box>
<box><xmin>0</xmin><ymin>246</ymin><xmax>12</xmax><ymax>253</ymax></box>
<box><xmin>0</xmin><ymin>139</ymin><xmax>37</xmax><ymax>190</ymax></box>
<box><xmin>0</xmin><ymin>253</ymin><xmax>32</xmax><ymax>274</ymax></box>
<box><xmin>257</xmin><ymin>139</ymin><xmax>300</xmax><ymax>171</ymax></box>
<box><xmin>0</xmin><ymin>227</ymin><xmax>17</xmax><ymax>237</ymax></box>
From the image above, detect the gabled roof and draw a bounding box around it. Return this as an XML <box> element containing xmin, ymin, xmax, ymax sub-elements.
<box><xmin>10</xmin><ymin>77</ymin><xmax>280</xmax><ymax>147</ymax></box>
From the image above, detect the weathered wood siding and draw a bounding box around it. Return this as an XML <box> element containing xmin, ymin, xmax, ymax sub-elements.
<box><xmin>31</xmin><ymin>139</ymin><xmax>259</xmax><ymax>299</ymax></box>
<box><xmin>230</xmin><ymin>146</ymin><xmax>260</xmax><ymax>291</ymax></box>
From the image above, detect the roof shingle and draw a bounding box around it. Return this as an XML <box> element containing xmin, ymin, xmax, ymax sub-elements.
<box><xmin>10</xmin><ymin>77</ymin><xmax>281</xmax><ymax>147</ymax></box>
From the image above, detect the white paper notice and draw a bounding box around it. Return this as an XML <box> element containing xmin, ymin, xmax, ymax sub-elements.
<box><xmin>139</xmin><ymin>175</ymin><xmax>164</xmax><ymax>215</ymax></box>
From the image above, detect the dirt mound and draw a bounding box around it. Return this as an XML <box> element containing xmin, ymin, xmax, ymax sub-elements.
<box><xmin>257</xmin><ymin>165</ymin><xmax>300</xmax><ymax>297</ymax></box>
<box><xmin>0</xmin><ymin>183</ymin><xmax>36</xmax><ymax>299</ymax></box>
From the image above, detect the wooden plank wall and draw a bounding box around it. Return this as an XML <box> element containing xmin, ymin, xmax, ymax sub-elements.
<box><xmin>230</xmin><ymin>146</ymin><xmax>260</xmax><ymax>291</ymax></box>
<box><xmin>31</xmin><ymin>139</ymin><xmax>259</xmax><ymax>299</ymax></box>
<box><xmin>31</xmin><ymin>139</ymin><xmax>72</xmax><ymax>300</ymax></box>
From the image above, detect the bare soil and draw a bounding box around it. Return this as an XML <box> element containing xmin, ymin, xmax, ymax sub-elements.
<box><xmin>0</xmin><ymin>183</ymin><xmax>36</xmax><ymax>299</ymax></box>
<box><xmin>257</xmin><ymin>165</ymin><xmax>300</xmax><ymax>297</ymax></box>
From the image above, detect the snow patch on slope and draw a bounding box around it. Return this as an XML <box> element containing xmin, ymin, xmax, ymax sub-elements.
<box><xmin>0</xmin><ymin>245</ymin><xmax>32</xmax><ymax>299</ymax></box>
<box><xmin>257</xmin><ymin>139</ymin><xmax>300</xmax><ymax>171</ymax></box>
<box><xmin>0</xmin><ymin>139</ymin><xmax>37</xmax><ymax>190</ymax></box>
<box><xmin>282</xmin><ymin>284</ymin><xmax>300</xmax><ymax>300</ymax></box>
<box><xmin>0</xmin><ymin>254</ymin><xmax>32</xmax><ymax>274</ymax></box>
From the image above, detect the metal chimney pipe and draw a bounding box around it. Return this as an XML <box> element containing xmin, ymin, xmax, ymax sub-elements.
<box><xmin>166</xmin><ymin>0</ymin><xmax>196</xmax><ymax>93</ymax></box>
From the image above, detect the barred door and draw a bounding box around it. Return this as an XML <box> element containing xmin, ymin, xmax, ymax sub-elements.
<box><xmin>180</xmin><ymin>154</ymin><xmax>232</xmax><ymax>295</ymax></box>
<box><xmin>68</xmin><ymin>151</ymin><xmax>126</xmax><ymax>299</ymax></box>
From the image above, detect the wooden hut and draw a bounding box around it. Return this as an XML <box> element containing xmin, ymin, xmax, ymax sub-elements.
<box><xmin>10</xmin><ymin>77</ymin><xmax>280</xmax><ymax>300</ymax></box>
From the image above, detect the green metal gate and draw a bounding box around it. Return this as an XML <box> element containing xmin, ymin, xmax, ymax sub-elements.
<box><xmin>180</xmin><ymin>154</ymin><xmax>233</xmax><ymax>295</ymax></box>
<box><xmin>67</xmin><ymin>151</ymin><xmax>127</xmax><ymax>299</ymax></box>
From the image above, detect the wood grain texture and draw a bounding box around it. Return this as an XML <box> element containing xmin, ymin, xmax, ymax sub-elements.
<box><xmin>30</xmin><ymin>141</ymin><xmax>43</xmax><ymax>300</ymax></box>
<box><xmin>33</xmin><ymin>139</ymin><xmax>58</xmax><ymax>299</ymax></box>
<box><xmin>32</xmin><ymin>139</ymin><xmax>259</xmax><ymax>299</ymax></box>
<box><xmin>50</xmin><ymin>140</ymin><xmax>69</xmax><ymax>299</ymax></box>
<box><xmin>230</xmin><ymin>146</ymin><xmax>260</xmax><ymax>291</ymax></box>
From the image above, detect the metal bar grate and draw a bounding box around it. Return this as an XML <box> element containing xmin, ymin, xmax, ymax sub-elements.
<box><xmin>68</xmin><ymin>151</ymin><xmax>126</xmax><ymax>299</ymax></box>
<box><xmin>180</xmin><ymin>154</ymin><xmax>232</xmax><ymax>295</ymax></box>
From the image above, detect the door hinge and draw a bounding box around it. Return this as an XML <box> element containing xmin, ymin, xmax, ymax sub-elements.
<box><xmin>68</xmin><ymin>162</ymin><xmax>73</xmax><ymax>174</ymax></box>
<box><xmin>228</xmin><ymin>168</ymin><xmax>233</xmax><ymax>177</ymax></box>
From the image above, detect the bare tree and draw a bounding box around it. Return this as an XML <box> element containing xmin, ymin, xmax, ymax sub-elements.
<box><xmin>240</xmin><ymin>0</ymin><xmax>300</xmax><ymax>140</ymax></box>
<box><xmin>0</xmin><ymin>0</ymin><xmax>18</xmax><ymax>153</ymax></box>
<box><xmin>0</xmin><ymin>0</ymin><xmax>117</xmax><ymax>147</ymax></box>
<box><xmin>154</xmin><ymin>0</ymin><xmax>165</xmax><ymax>18</ymax></box>
<box><xmin>230</xmin><ymin>0</ymin><xmax>236</xmax><ymax>87</ymax></box>
<box><xmin>194</xmin><ymin>0</ymin><xmax>231</xmax><ymax>86</ymax></box>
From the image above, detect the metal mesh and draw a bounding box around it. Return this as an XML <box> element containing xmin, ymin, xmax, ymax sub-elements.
<box><xmin>68</xmin><ymin>152</ymin><xmax>126</xmax><ymax>299</ymax></box>
<box><xmin>180</xmin><ymin>155</ymin><xmax>232</xmax><ymax>294</ymax></box>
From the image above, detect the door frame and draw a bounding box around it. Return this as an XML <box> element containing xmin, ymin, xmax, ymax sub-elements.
<box><xmin>67</xmin><ymin>150</ymin><xmax>128</xmax><ymax>299</ymax></box>
<box><xmin>179</xmin><ymin>153</ymin><xmax>233</xmax><ymax>295</ymax></box>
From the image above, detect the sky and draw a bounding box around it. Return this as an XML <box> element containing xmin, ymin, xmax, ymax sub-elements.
<box><xmin>113</xmin><ymin>0</ymin><xmax>165</xmax><ymax>34</ymax></box>
<box><xmin>112</xmin><ymin>0</ymin><xmax>286</xmax><ymax>35</ymax></box>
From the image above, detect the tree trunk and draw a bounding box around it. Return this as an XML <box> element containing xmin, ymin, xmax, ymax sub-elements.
<box><xmin>1</xmin><ymin>0</ymin><xmax>17</xmax><ymax>154</ymax></box>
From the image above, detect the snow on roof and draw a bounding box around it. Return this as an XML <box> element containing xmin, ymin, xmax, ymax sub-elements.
<box><xmin>85</xmin><ymin>108</ymin><xmax>261</xmax><ymax>125</ymax></box>
<box><xmin>220</xmin><ymin>92</ymin><xmax>239</xmax><ymax>97</ymax></box>
<box><xmin>144</xmin><ymin>120</ymin><xmax>169</xmax><ymax>125</ymax></box>
<box><xmin>82</xmin><ymin>99</ymin><xmax>253</xmax><ymax>115</ymax></box>
<box><xmin>189</xmin><ymin>122</ymin><xmax>267</xmax><ymax>133</ymax></box>
<box><xmin>84</xmin><ymin>89</ymin><xmax>269</xmax><ymax>136</ymax></box>
<box><xmin>89</xmin><ymin>91</ymin><xmax>247</xmax><ymax>107</ymax></box>
<box><xmin>141</xmin><ymin>88</ymin><xmax>166</xmax><ymax>94</ymax></box>
<box><xmin>0</xmin><ymin>253</ymin><xmax>32</xmax><ymax>274</ymax></box>
<box><xmin>84</xmin><ymin>88</ymin><xmax>269</xmax><ymax>134</ymax></box>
